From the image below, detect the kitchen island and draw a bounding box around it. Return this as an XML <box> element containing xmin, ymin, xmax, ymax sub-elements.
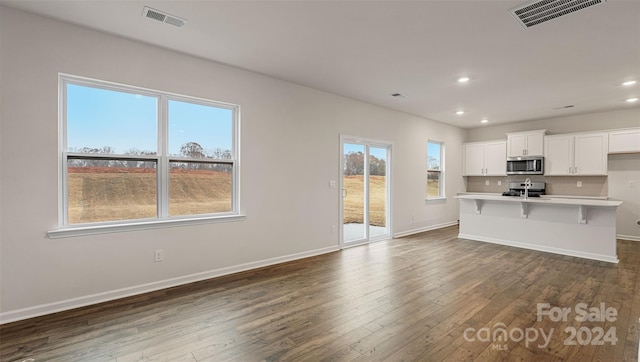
<box><xmin>456</xmin><ymin>194</ymin><xmax>623</xmax><ymax>263</ymax></box>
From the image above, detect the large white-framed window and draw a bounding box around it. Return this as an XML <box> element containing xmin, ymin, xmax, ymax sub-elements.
<box><xmin>427</xmin><ymin>140</ymin><xmax>445</xmax><ymax>200</ymax></box>
<box><xmin>55</xmin><ymin>74</ymin><xmax>240</xmax><ymax>234</ymax></box>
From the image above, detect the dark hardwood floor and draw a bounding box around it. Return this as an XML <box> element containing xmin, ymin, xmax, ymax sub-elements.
<box><xmin>1</xmin><ymin>225</ymin><xmax>639</xmax><ymax>361</ymax></box>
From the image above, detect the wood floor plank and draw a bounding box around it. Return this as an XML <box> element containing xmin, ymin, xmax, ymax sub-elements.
<box><xmin>1</xmin><ymin>226</ymin><xmax>638</xmax><ymax>362</ymax></box>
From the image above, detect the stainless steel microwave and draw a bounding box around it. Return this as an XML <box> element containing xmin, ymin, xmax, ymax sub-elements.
<box><xmin>506</xmin><ymin>156</ymin><xmax>544</xmax><ymax>175</ymax></box>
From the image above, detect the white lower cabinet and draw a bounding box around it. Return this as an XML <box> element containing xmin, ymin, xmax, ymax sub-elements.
<box><xmin>463</xmin><ymin>141</ymin><xmax>506</xmax><ymax>176</ymax></box>
<box><xmin>544</xmin><ymin>132</ymin><xmax>608</xmax><ymax>176</ymax></box>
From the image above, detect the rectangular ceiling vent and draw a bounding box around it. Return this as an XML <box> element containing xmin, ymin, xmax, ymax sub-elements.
<box><xmin>142</xmin><ymin>6</ymin><xmax>186</xmax><ymax>28</ymax></box>
<box><xmin>510</xmin><ymin>0</ymin><xmax>606</xmax><ymax>28</ymax></box>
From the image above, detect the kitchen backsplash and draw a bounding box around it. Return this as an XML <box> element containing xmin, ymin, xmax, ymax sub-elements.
<box><xmin>465</xmin><ymin>175</ymin><xmax>608</xmax><ymax>197</ymax></box>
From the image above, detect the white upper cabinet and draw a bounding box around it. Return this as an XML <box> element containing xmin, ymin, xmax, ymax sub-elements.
<box><xmin>463</xmin><ymin>140</ymin><xmax>506</xmax><ymax>176</ymax></box>
<box><xmin>544</xmin><ymin>132</ymin><xmax>608</xmax><ymax>176</ymax></box>
<box><xmin>545</xmin><ymin>135</ymin><xmax>573</xmax><ymax>175</ymax></box>
<box><xmin>507</xmin><ymin>130</ymin><xmax>547</xmax><ymax>157</ymax></box>
<box><xmin>484</xmin><ymin>142</ymin><xmax>507</xmax><ymax>175</ymax></box>
<box><xmin>463</xmin><ymin>143</ymin><xmax>485</xmax><ymax>176</ymax></box>
<box><xmin>575</xmin><ymin>133</ymin><xmax>608</xmax><ymax>175</ymax></box>
<box><xmin>609</xmin><ymin>128</ymin><xmax>640</xmax><ymax>154</ymax></box>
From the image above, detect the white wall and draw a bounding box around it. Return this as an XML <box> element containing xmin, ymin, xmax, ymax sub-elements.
<box><xmin>608</xmin><ymin>154</ymin><xmax>640</xmax><ymax>240</ymax></box>
<box><xmin>466</xmin><ymin>108</ymin><xmax>640</xmax><ymax>142</ymax></box>
<box><xmin>0</xmin><ymin>7</ymin><xmax>465</xmax><ymax>322</ymax></box>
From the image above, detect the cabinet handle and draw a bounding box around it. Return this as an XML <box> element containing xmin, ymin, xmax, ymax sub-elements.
<box><xmin>569</xmin><ymin>167</ymin><xmax>572</xmax><ymax>174</ymax></box>
<box><xmin>574</xmin><ymin>166</ymin><xmax>578</xmax><ymax>174</ymax></box>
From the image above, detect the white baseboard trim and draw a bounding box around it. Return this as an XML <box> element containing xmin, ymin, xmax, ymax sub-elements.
<box><xmin>0</xmin><ymin>245</ymin><xmax>340</xmax><ymax>325</ymax></box>
<box><xmin>618</xmin><ymin>234</ymin><xmax>640</xmax><ymax>242</ymax></box>
<box><xmin>393</xmin><ymin>221</ymin><xmax>459</xmax><ymax>238</ymax></box>
<box><xmin>458</xmin><ymin>233</ymin><xmax>619</xmax><ymax>264</ymax></box>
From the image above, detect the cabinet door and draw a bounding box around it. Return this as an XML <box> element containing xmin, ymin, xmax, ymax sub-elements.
<box><xmin>575</xmin><ymin>133</ymin><xmax>608</xmax><ymax>175</ymax></box>
<box><xmin>609</xmin><ymin>128</ymin><xmax>640</xmax><ymax>153</ymax></box>
<box><xmin>545</xmin><ymin>136</ymin><xmax>573</xmax><ymax>175</ymax></box>
<box><xmin>484</xmin><ymin>142</ymin><xmax>506</xmax><ymax>176</ymax></box>
<box><xmin>507</xmin><ymin>134</ymin><xmax>526</xmax><ymax>157</ymax></box>
<box><xmin>525</xmin><ymin>132</ymin><xmax>544</xmax><ymax>156</ymax></box>
<box><xmin>463</xmin><ymin>143</ymin><xmax>485</xmax><ymax>176</ymax></box>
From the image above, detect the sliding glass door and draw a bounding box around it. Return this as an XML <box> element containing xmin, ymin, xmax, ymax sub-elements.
<box><xmin>341</xmin><ymin>136</ymin><xmax>391</xmax><ymax>246</ymax></box>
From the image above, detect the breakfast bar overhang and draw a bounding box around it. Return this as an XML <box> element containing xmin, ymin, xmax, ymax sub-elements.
<box><xmin>456</xmin><ymin>194</ymin><xmax>623</xmax><ymax>263</ymax></box>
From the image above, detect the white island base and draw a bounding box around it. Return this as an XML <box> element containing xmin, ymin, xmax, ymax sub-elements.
<box><xmin>456</xmin><ymin>195</ymin><xmax>623</xmax><ymax>263</ymax></box>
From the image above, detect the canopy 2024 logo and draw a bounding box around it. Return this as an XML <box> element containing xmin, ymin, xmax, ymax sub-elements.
<box><xmin>538</xmin><ymin>302</ymin><xmax>617</xmax><ymax>346</ymax></box>
<box><xmin>463</xmin><ymin>302</ymin><xmax>618</xmax><ymax>351</ymax></box>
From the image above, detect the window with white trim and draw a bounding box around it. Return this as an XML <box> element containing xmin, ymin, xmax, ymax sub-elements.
<box><xmin>427</xmin><ymin>140</ymin><xmax>444</xmax><ymax>199</ymax></box>
<box><xmin>61</xmin><ymin>75</ymin><xmax>238</xmax><ymax>226</ymax></box>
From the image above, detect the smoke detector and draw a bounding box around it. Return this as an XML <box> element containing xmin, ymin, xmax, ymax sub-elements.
<box><xmin>142</xmin><ymin>6</ymin><xmax>187</xmax><ymax>28</ymax></box>
<box><xmin>510</xmin><ymin>0</ymin><xmax>606</xmax><ymax>28</ymax></box>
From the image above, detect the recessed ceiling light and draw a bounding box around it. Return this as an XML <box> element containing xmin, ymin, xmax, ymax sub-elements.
<box><xmin>622</xmin><ymin>80</ymin><xmax>637</xmax><ymax>86</ymax></box>
<box><xmin>481</xmin><ymin>119</ymin><xmax>489</xmax><ymax>123</ymax></box>
<box><xmin>456</xmin><ymin>110</ymin><xmax>465</xmax><ymax>115</ymax></box>
<box><xmin>458</xmin><ymin>77</ymin><xmax>470</xmax><ymax>83</ymax></box>
<box><xmin>626</xmin><ymin>97</ymin><xmax>639</xmax><ymax>103</ymax></box>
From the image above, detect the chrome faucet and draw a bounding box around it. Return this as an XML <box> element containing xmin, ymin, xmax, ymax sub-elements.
<box><xmin>523</xmin><ymin>178</ymin><xmax>532</xmax><ymax>199</ymax></box>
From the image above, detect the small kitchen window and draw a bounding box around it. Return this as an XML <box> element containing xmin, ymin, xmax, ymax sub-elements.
<box><xmin>427</xmin><ymin>140</ymin><xmax>445</xmax><ymax>200</ymax></box>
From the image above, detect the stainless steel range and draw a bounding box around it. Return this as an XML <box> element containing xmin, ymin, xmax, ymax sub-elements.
<box><xmin>501</xmin><ymin>181</ymin><xmax>546</xmax><ymax>197</ymax></box>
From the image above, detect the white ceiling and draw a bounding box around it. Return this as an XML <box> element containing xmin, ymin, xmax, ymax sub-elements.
<box><xmin>1</xmin><ymin>0</ymin><xmax>639</xmax><ymax>128</ymax></box>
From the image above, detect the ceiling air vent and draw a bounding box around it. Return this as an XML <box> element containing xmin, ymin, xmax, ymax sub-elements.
<box><xmin>510</xmin><ymin>0</ymin><xmax>606</xmax><ymax>28</ymax></box>
<box><xmin>142</xmin><ymin>6</ymin><xmax>187</xmax><ymax>28</ymax></box>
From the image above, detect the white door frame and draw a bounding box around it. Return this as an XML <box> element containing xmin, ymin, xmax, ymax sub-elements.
<box><xmin>339</xmin><ymin>134</ymin><xmax>393</xmax><ymax>248</ymax></box>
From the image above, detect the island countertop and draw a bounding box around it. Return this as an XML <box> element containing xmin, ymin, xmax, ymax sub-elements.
<box><xmin>455</xmin><ymin>194</ymin><xmax>623</xmax><ymax>207</ymax></box>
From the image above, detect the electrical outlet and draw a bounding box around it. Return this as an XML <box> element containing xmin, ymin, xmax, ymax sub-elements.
<box><xmin>576</xmin><ymin>181</ymin><xmax>582</xmax><ymax>188</ymax></box>
<box><xmin>329</xmin><ymin>180</ymin><xmax>336</xmax><ymax>189</ymax></box>
<box><xmin>485</xmin><ymin>180</ymin><xmax>490</xmax><ymax>186</ymax></box>
<box><xmin>154</xmin><ymin>249</ymin><xmax>164</xmax><ymax>262</ymax></box>
<box><xmin>629</xmin><ymin>180</ymin><xmax>637</xmax><ymax>189</ymax></box>
<box><xmin>498</xmin><ymin>180</ymin><xmax>502</xmax><ymax>186</ymax></box>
